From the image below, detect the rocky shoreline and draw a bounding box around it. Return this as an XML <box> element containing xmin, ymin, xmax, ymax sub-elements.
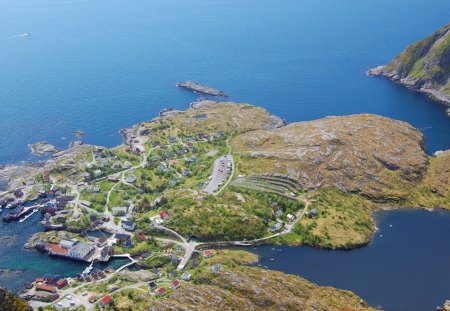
<box><xmin>367</xmin><ymin>66</ymin><xmax>450</xmax><ymax>117</ymax></box>
<box><xmin>28</xmin><ymin>141</ymin><xmax>61</xmax><ymax>156</ymax></box>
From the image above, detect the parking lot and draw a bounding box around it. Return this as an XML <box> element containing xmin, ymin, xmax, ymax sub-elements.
<box><xmin>203</xmin><ymin>155</ymin><xmax>233</xmax><ymax>194</ymax></box>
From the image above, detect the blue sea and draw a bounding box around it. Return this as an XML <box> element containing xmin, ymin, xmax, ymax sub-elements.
<box><xmin>0</xmin><ymin>0</ymin><xmax>449</xmax><ymax>165</ymax></box>
<box><xmin>1</xmin><ymin>0</ymin><xmax>450</xmax><ymax>310</ymax></box>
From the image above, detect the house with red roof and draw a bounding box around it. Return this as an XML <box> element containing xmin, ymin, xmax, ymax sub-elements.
<box><xmin>203</xmin><ymin>250</ymin><xmax>214</xmax><ymax>258</ymax></box>
<box><xmin>155</xmin><ymin>287</ymin><xmax>166</xmax><ymax>296</ymax></box>
<box><xmin>137</xmin><ymin>234</ymin><xmax>147</xmax><ymax>242</ymax></box>
<box><xmin>55</xmin><ymin>278</ymin><xmax>68</xmax><ymax>289</ymax></box>
<box><xmin>159</xmin><ymin>211</ymin><xmax>169</xmax><ymax>219</ymax></box>
<box><xmin>170</xmin><ymin>279</ymin><xmax>181</xmax><ymax>290</ymax></box>
<box><xmin>35</xmin><ymin>284</ymin><xmax>57</xmax><ymax>293</ymax></box>
<box><xmin>99</xmin><ymin>295</ymin><xmax>113</xmax><ymax>307</ymax></box>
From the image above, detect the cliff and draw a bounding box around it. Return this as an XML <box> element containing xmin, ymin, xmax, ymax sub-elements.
<box><xmin>368</xmin><ymin>23</ymin><xmax>450</xmax><ymax>112</ymax></box>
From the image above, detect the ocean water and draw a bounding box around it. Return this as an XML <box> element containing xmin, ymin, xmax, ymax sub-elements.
<box><xmin>252</xmin><ymin>209</ymin><xmax>450</xmax><ymax>311</ymax></box>
<box><xmin>0</xmin><ymin>0</ymin><xmax>449</xmax><ymax>165</ymax></box>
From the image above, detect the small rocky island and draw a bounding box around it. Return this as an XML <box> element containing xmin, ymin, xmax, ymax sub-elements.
<box><xmin>176</xmin><ymin>81</ymin><xmax>228</xmax><ymax>97</ymax></box>
<box><xmin>368</xmin><ymin>23</ymin><xmax>450</xmax><ymax>116</ymax></box>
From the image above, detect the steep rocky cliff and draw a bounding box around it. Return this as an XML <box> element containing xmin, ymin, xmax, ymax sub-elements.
<box><xmin>368</xmin><ymin>23</ymin><xmax>450</xmax><ymax>111</ymax></box>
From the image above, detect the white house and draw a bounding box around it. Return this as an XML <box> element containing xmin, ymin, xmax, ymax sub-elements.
<box><xmin>67</xmin><ymin>242</ymin><xmax>94</xmax><ymax>260</ymax></box>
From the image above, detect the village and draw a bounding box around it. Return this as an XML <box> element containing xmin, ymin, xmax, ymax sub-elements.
<box><xmin>0</xmin><ymin>101</ymin><xmax>316</xmax><ymax>310</ymax></box>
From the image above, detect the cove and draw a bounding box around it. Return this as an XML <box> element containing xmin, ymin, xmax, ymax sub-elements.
<box><xmin>250</xmin><ymin>209</ymin><xmax>450</xmax><ymax>311</ymax></box>
<box><xmin>0</xmin><ymin>210</ymin><xmax>129</xmax><ymax>294</ymax></box>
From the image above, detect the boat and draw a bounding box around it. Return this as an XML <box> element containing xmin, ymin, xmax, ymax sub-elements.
<box><xmin>17</xmin><ymin>33</ymin><xmax>30</xmax><ymax>37</ymax></box>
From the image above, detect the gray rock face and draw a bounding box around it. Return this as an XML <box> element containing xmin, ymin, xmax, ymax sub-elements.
<box><xmin>28</xmin><ymin>141</ymin><xmax>60</xmax><ymax>156</ymax></box>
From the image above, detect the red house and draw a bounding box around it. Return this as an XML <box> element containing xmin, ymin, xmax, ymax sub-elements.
<box><xmin>99</xmin><ymin>295</ymin><xmax>113</xmax><ymax>307</ymax></box>
<box><xmin>55</xmin><ymin>278</ymin><xmax>68</xmax><ymax>289</ymax></box>
<box><xmin>171</xmin><ymin>280</ymin><xmax>180</xmax><ymax>290</ymax></box>
<box><xmin>203</xmin><ymin>250</ymin><xmax>214</xmax><ymax>258</ymax></box>
<box><xmin>35</xmin><ymin>284</ymin><xmax>57</xmax><ymax>293</ymax></box>
<box><xmin>159</xmin><ymin>211</ymin><xmax>169</xmax><ymax>219</ymax></box>
<box><xmin>155</xmin><ymin>287</ymin><xmax>166</xmax><ymax>296</ymax></box>
<box><xmin>137</xmin><ymin>234</ymin><xmax>147</xmax><ymax>242</ymax></box>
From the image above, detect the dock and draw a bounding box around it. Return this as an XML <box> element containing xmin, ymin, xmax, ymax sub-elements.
<box><xmin>19</xmin><ymin>208</ymin><xmax>39</xmax><ymax>222</ymax></box>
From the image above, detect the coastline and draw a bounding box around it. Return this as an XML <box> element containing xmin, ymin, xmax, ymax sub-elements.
<box><xmin>367</xmin><ymin>66</ymin><xmax>450</xmax><ymax>116</ymax></box>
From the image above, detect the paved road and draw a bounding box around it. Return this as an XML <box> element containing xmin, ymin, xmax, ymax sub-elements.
<box><xmin>203</xmin><ymin>155</ymin><xmax>232</xmax><ymax>194</ymax></box>
<box><xmin>177</xmin><ymin>240</ymin><xmax>196</xmax><ymax>270</ymax></box>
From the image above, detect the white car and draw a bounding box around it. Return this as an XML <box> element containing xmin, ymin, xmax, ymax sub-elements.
<box><xmin>57</xmin><ymin>302</ymin><xmax>63</xmax><ymax>307</ymax></box>
<box><xmin>67</xmin><ymin>295</ymin><xmax>72</xmax><ymax>300</ymax></box>
<box><xmin>82</xmin><ymin>291</ymin><xmax>88</xmax><ymax>296</ymax></box>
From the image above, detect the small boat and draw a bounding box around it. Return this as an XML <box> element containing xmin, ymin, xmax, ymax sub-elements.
<box><xmin>17</xmin><ymin>33</ymin><xmax>30</xmax><ymax>37</ymax></box>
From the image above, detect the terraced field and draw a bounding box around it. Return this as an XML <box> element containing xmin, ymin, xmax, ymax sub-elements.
<box><xmin>232</xmin><ymin>173</ymin><xmax>301</xmax><ymax>199</ymax></box>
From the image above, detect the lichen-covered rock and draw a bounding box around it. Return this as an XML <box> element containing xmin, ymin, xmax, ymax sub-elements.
<box><xmin>233</xmin><ymin>114</ymin><xmax>428</xmax><ymax>201</ymax></box>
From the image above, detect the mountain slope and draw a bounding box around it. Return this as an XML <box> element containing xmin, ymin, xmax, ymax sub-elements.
<box><xmin>0</xmin><ymin>288</ymin><xmax>31</xmax><ymax>311</ymax></box>
<box><xmin>368</xmin><ymin>23</ymin><xmax>450</xmax><ymax>111</ymax></box>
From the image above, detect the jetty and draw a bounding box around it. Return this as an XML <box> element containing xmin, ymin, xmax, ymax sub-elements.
<box><xmin>19</xmin><ymin>208</ymin><xmax>39</xmax><ymax>223</ymax></box>
<box><xmin>2</xmin><ymin>205</ymin><xmax>37</xmax><ymax>222</ymax></box>
<box><xmin>176</xmin><ymin>82</ymin><xmax>228</xmax><ymax>97</ymax></box>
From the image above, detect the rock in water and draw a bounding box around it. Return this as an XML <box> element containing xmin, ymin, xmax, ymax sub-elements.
<box><xmin>28</xmin><ymin>141</ymin><xmax>60</xmax><ymax>156</ymax></box>
<box><xmin>176</xmin><ymin>82</ymin><xmax>228</xmax><ymax>97</ymax></box>
<box><xmin>73</xmin><ymin>130</ymin><xmax>86</xmax><ymax>138</ymax></box>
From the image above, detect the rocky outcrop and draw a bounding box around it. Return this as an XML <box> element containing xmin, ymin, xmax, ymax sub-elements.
<box><xmin>145</xmin><ymin>267</ymin><xmax>375</xmax><ymax>311</ymax></box>
<box><xmin>176</xmin><ymin>82</ymin><xmax>228</xmax><ymax>97</ymax></box>
<box><xmin>233</xmin><ymin>114</ymin><xmax>428</xmax><ymax>201</ymax></box>
<box><xmin>368</xmin><ymin>23</ymin><xmax>450</xmax><ymax>108</ymax></box>
<box><xmin>28</xmin><ymin>141</ymin><xmax>61</xmax><ymax>156</ymax></box>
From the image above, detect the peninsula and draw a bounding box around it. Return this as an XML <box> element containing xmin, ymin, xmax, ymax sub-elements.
<box><xmin>1</xmin><ymin>98</ymin><xmax>449</xmax><ymax>310</ymax></box>
<box><xmin>368</xmin><ymin>23</ymin><xmax>450</xmax><ymax>115</ymax></box>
